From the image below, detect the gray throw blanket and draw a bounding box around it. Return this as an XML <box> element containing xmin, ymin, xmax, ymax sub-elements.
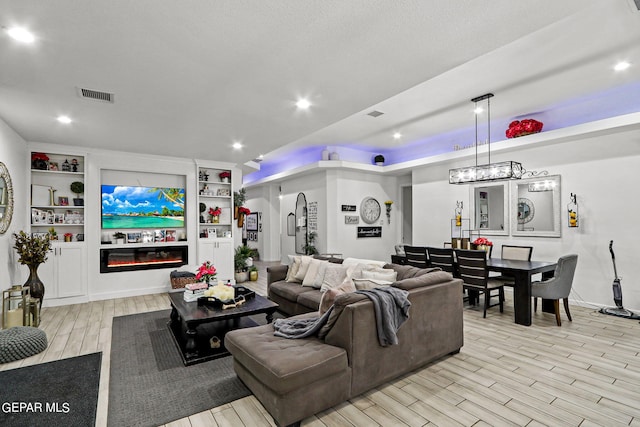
<box><xmin>355</xmin><ymin>287</ymin><xmax>410</xmax><ymax>346</ymax></box>
<box><xmin>272</xmin><ymin>287</ymin><xmax>410</xmax><ymax>347</ymax></box>
<box><xmin>273</xmin><ymin>306</ymin><xmax>334</xmax><ymax>339</ymax></box>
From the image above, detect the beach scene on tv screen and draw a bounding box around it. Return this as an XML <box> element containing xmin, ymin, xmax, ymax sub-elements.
<box><xmin>102</xmin><ymin>185</ymin><xmax>185</xmax><ymax>229</ymax></box>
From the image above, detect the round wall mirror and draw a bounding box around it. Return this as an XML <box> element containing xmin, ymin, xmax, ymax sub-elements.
<box><xmin>517</xmin><ymin>198</ymin><xmax>534</xmax><ymax>224</ymax></box>
<box><xmin>0</xmin><ymin>162</ymin><xmax>14</xmax><ymax>234</ymax></box>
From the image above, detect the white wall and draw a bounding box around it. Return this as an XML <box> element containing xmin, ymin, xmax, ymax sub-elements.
<box><xmin>271</xmin><ymin>170</ymin><xmax>400</xmax><ymax>263</ymax></box>
<box><xmin>412</xmin><ymin>128</ymin><xmax>640</xmax><ymax>311</ymax></box>
<box><xmin>244</xmin><ymin>185</ymin><xmax>281</xmax><ymax>262</ymax></box>
<box><xmin>0</xmin><ymin>118</ymin><xmax>28</xmax><ymax>288</ymax></box>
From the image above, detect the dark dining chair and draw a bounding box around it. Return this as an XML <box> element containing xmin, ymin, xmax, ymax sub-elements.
<box><xmin>456</xmin><ymin>249</ymin><xmax>504</xmax><ymax>318</ymax></box>
<box><xmin>491</xmin><ymin>245</ymin><xmax>534</xmax><ymax>297</ymax></box>
<box><xmin>532</xmin><ymin>254</ymin><xmax>578</xmax><ymax>326</ymax></box>
<box><xmin>403</xmin><ymin>246</ymin><xmax>429</xmax><ymax>268</ymax></box>
<box><xmin>426</xmin><ymin>247</ymin><xmax>454</xmax><ymax>274</ymax></box>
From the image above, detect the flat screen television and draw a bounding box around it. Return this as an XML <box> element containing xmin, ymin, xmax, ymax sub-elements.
<box><xmin>101</xmin><ymin>185</ymin><xmax>185</xmax><ymax>229</ymax></box>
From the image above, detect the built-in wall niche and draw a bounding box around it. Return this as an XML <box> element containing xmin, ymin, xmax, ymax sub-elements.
<box><xmin>100</xmin><ymin>169</ymin><xmax>187</xmax><ymax>246</ymax></box>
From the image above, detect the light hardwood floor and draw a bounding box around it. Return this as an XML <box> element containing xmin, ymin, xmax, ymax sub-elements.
<box><xmin>3</xmin><ymin>262</ymin><xmax>640</xmax><ymax>427</ymax></box>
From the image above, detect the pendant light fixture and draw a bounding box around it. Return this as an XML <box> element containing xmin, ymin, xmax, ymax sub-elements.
<box><xmin>449</xmin><ymin>93</ymin><xmax>524</xmax><ymax>184</ymax></box>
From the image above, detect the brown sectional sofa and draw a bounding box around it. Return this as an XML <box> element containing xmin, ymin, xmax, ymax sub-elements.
<box><xmin>225</xmin><ymin>262</ymin><xmax>464</xmax><ymax>427</ymax></box>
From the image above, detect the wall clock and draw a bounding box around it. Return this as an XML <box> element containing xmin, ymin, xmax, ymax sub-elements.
<box><xmin>360</xmin><ymin>197</ymin><xmax>381</xmax><ymax>224</ymax></box>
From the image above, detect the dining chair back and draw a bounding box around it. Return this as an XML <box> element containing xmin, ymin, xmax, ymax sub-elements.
<box><xmin>501</xmin><ymin>245</ymin><xmax>533</xmax><ymax>261</ymax></box>
<box><xmin>426</xmin><ymin>247</ymin><xmax>454</xmax><ymax>274</ymax></box>
<box><xmin>532</xmin><ymin>254</ymin><xmax>578</xmax><ymax>326</ymax></box>
<box><xmin>403</xmin><ymin>245</ymin><xmax>429</xmax><ymax>269</ymax></box>
<box><xmin>456</xmin><ymin>249</ymin><xmax>504</xmax><ymax>318</ymax></box>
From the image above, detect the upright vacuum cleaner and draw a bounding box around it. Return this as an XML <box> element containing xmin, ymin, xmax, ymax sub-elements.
<box><xmin>599</xmin><ymin>240</ymin><xmax>640</xmax><ymax>320</ymax></box>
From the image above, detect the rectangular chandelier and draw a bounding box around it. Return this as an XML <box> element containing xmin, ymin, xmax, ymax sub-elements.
<box><xmin>449</xmin><ymin>161</ymin><xmax>524</xmax><ymax>184</ymax></box>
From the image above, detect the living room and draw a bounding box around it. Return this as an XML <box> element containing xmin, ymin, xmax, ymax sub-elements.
<box><xmin>2</xmin><ymin>1</ymin><xmax>640</xmax><ymax>426</ymax></box>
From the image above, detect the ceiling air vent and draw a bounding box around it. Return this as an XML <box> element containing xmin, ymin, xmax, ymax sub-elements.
<box><xmin>77</xmin><ymin>87</ymin><xmax>114</xmax><ymax>103</ymax></box>
<box><xmin>367</xmin><ymin>110</ymin><xmax>384</xmax><ymax>118</ymax></box>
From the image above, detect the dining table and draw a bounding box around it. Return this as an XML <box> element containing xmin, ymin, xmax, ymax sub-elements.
<box><xmin>486</xmin><ymin>258</ymin><xmax>558</xmax><ymax>326</ymax></box>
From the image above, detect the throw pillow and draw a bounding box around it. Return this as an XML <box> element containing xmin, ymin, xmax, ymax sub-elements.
<box><xmin>312</xmin><ymin>262</ymin><xmax>329</xmax><ymax>288</ymax></box>
<box><xmin>318</xmin><ymin>277</ymin><xmax>357</xmax><ymax>315</ymax></box>
<box><xmin>294</xmin><ymin>256</ymin><xmax>314</xmax><ymax>281</ymax></box>
<box><xmin>341</xmin><ymin>257</ymin><xmax>387</xmax><ymax>268</ymax></box>
<box><xmin>320</xmin><ymin>264</ymin><xmax>348</xmax><ymax>293</ymax></box>
<box><xmin>352</xmin><ymin>278</ymin><xmax>393</xmax><ymax>290</ymax></box>
<box><xmin>361</xmin><ymin>267</ymin><xmax>397</xmax><ymax>283</ymax></box>
<box><xmin>285</xmin><ymin>256</ymin><xmax>302</xmax><ymax>283</ymax></box>
<box><xmin>302</xmin><ymin>259</ymin><xmax>328</xmax><ymax>287</ymax></box>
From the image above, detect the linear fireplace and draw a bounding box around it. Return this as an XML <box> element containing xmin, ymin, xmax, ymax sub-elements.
<box><xmin>100</xmin><ymin>245</ymin><xmax>188</xmax><ymax>273</ymax></box>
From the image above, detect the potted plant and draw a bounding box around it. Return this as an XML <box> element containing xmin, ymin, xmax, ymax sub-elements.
<box><xmin>233</xmin><ymin>187</ymin><xmax>246</xmax><ymax>219</ymax></box>
<box><xmin>13</xmin><ymin>231</ymin><xmax>52</xmax><ymax>306</ymax></box>
<box><xmin>304</xmin><ymin>231</ymin><xmax>318</xmax><ymax>255</ymax></box>
<box><xmin>209</xmin><ymin>206</ymin><xmax>222</xmax><ymax>223</ymax></box>
<box><xmin>114</xmin><ymin>232</ymin><xmax>126</xmax><ymax>244</ymax></box>
<box><xmin>70</xmin><ymin>181</ymin><xmax>84</xmax><ymax>206</ymax></box>
<box><xmin>219</xmin><ymin>170</ymin><xmax>231</xmax><ymax>183</ymax></box>
<box><xmin>48</xmin><ymin>227</ymin><xmax>58</xmax><ymax>241</ymax></box>
<box><xmin>234</xmin><ymin>245</ymin><xmax>254</xmax><ymax>283</ymax></box>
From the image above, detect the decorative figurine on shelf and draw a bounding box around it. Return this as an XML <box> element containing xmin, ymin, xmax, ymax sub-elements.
<box><xmin>71</xmin><ymin>158</ymin><xmax>79</xmax><ymax>172</ymax></box>
<box><xmin>203</xmin><ymin>171</ymin><xmax>209</xmax><ymax>181</ymax></box>
<box><xmin>61</xmin><ymin>159</ymin><xmax>71</xmax><ymax>172</ymax></box>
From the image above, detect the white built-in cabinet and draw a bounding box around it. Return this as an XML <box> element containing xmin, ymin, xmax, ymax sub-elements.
<box><xmin>197</xmin><ymin>239</ymin><xmax>234</xmax><ymax>282</ymax></box>
<box><xmin>196</xmin><ymin>163</ymin><xmax>234</xmax><ymax>282</ymax></box>
<box><xmin>37</xmin><ymin>243</ymin><xmax>86</xmax><ymax>299</ymax></box>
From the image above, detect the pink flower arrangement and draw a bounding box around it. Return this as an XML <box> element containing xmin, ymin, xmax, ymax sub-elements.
<box><xmin>195</xmin><ymin>261</ymin><xmax>217</xmax><ymax>283</ymax></box>
<box><xmin>505</xmin><ymin>119</ymin><xmax>543</xmax><ymax>138</ymax></box>
<box><xmin>473</xmin><ymin>237</ymin><xmax>493</xmax><ymax>247</ymax></box>
<box><xmin>238</xmin><ymin>206</ymin><xmax>251</xmax><ymax>216</ymax></box>
<box><xmin>208</xmin><ymin>206</ymin><xmax>222</xmax><ymax>216</ymax></box>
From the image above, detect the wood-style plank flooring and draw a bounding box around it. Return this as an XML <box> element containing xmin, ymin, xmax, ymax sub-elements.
<box><xmin>3</xmin><ymin>261</ymin><xmax>640</xmax><ymax>427</ymax></box>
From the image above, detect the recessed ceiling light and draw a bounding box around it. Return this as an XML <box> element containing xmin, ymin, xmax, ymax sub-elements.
<box><xmin>258</xmin><ymin>154</ymin><xmax>264</xmax><ymax>159</ymax></box>
<box><xmin>393</xmin><ymin>132</ymin><xmax>402</xmax><ymax>140</ymax></box>
<box><xmin>614</xmin><ymin>61</ymin><xmax>631</xmax><ymax>71</ymax></box>
<box><xmin>7</xmin><ymin>27</ymin><xmax>35</xmax><ymax>43</ymax></box>
<box><xmin>232</xmin><ymin>141</ymin><xmax>243</xmax><ymax>150</ymax></box>
<box><xmin>57</xmin><ymin>115</ymin><xmax>72</xmax><ymax>124</ymax></box>
<box><xmin>473</xmin><ymin>107</ymin><xmax>484</xmax><ymax>115</ymax></box>
<box><xmin>296</xmin><ymin>99</ymin><xmax>311</xmax><ymax>110</ymax></box>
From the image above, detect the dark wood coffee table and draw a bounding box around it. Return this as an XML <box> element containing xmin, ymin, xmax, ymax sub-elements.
<box><xmin>168</xmin><ymin>290</ymin><xmax>278</xmax><ymax>366</ymax></box>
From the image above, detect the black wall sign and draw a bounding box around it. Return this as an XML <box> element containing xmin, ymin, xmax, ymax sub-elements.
<box><xmin>357</xmin><ymin>226</ymin><xmax>382</xmax><ymax>238</ymax></box>
<box><xmin>341</xmin><ymin>205</ymin><xmax>356</xmax><ymax>212</ymax></box>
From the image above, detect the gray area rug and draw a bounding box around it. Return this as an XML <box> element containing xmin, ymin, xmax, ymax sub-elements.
<box><xmin>108</xmin><ymin>309</ymin><xmax>251</xmax><ymax>427</ymax></box>
<box><xmin>0</xmin><ymin>352</ymin><xmax>101</xmax><ymax>427</ymax></box>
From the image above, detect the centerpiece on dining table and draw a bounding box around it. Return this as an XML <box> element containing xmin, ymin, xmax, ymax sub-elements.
<box><xmin>472</xmin><ymin>237</ymin><xmax>493</xmax><ymax>253</ymax></box>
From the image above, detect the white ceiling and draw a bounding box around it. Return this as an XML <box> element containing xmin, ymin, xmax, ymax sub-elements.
<box><xmin>1</xmin><ymin>0</ymin><xmax>639</xmax><ymax>171</ymax></box>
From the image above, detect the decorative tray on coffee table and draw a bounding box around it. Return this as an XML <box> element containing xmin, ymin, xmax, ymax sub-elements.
<box><xmin>197</xmin><ymin>286</ymin><xmax>255</xmax><ymax>309</ymax></box>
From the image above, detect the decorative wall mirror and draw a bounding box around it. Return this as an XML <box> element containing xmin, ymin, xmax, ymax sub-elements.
<box><xmin>294</xmin><ymin>193</ymin><xmax>308</xmax><ymax>254</ymax></box>
<box><xmin>0</xmin><ymin>162</ymin><xmax>14</xmax><ymax>234</ymax></box>
<box><xmin>510</xmin><ymin>175</ymin><xmax>561</xmax><ymax>237</ymax></box>
<box><xmin>468</xmin><ymin>182</ymin><xmax>509</xmax><ymax>236</ymax></box>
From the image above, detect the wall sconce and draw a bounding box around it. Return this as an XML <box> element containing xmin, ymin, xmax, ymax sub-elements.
<box><xmin>567</xmin><ymin>193</ymin><xmax>578</xmax><ymax>228</ymax></box>
<box><xmin>455</xmin><ymin>201</ymin><xmax>463</xmax><ymax>226</ymax></box>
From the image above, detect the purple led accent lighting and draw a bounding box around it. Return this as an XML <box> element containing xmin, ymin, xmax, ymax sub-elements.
<box><xmin>244</xmin><ymin>82</ymin><xmax>640</xmax><ymax>184</ymax></box>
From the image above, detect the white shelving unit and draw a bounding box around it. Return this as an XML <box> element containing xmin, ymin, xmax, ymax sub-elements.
<box><xmin>30</xmin><ymin>151</ymin><xmax>87</xmax><ymax>303</ymax></box>
<box><xmin>196</xmin><ymin>165</ymin><xmax>235</xmax><ymax>281</ymax></box>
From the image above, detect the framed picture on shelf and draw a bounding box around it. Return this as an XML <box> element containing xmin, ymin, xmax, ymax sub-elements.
<box><xmin>216</xmin><ymin>188</ymin><xmax>231</xmax><ymax>197</ymax></box>
<box><xmin>58</xmin><ymin>196</ymin><xmax>69</xmax><ymax>206</ymax></box>
<box><xmin>154</xmin><ymin>229</ymin><xmax>166</xmax><ymax>242</ymax></box>
<box><xmin>54</xmin><ymin>213</ymin><xmax>65</xmax><ymax>224</ymax></box>
<box><xmin>32</xmin><ymin>232</ymin><xmax>49</xmax><ymax>239</ymax></box>
<box><xmin>31</xmin><ymin>208</ymin><xmax>46</xmax><ymax>224</ymax></box>
<box><xmin>142</xmin><ymin>231</ymin><xmax>154</xmax><ymax>243</ymax></box>
<box><xmin>206</xmin><ymin>228</ymin><xmax>217</xmax><ymax>238</ymax></box>
<box><xmin>165</xmin><ymin>230</ymin><xmax>177</xmax><ymax>242</ymax></box>
<box><xmin>31</xmin><ymin>184</ymin><xmax>51</xmax><ymax>206</ymax></box>
<box><xmin>127</xmin><ymin>232</ymin><xmax>142</xmax><ymax>243</ymax></box>
<box><xmin>45</xmin><ymin>210</ymin><xmax>55</xmax><ymax>224</ymax></box>
<box><xmin>48</xmin><ymin>162</ymin><xmax>59</xmax><ymax>171</ymax></box>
